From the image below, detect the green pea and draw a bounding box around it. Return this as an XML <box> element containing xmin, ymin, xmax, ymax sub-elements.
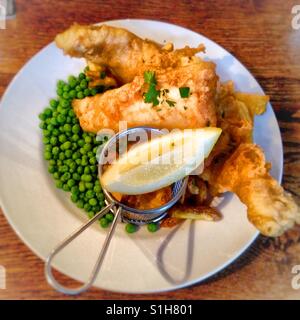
<box><xmin>72</xmin><ymin>124</ymin><xmax>80</xmax><ymax>134</ymax></box>
<box><xmin>84</xmin><ymin>166</ymin><xmax>90</xmax><ymax>174</ymax></box>
<box><xmin>58</xmin><ymin>134</ymin><xmax>67</xmax><ymax>143</ymax></box>
<box><xmin>56</xmin><ymin>180</ymin><xmax>63</xmax><ymax>189</ymax></box>
<box><xmin>71</xmin><ymin>134</ymin><xmax>80</xmax><ymax>142</ymax></box>
<box><xmin>43</xmin><ymin>137</ymin><xmax>50</xmax><ymax>144</ymax></box>
<box><xmin>39</xmin><ymin>122</ymin><xmax>47</xmax><ymax>129</ymax></box>
<box><xmin>61</xmin><ymin>172</ymin><xmax>71</xmax><ymax>182</ymax></box>
<box><xmin>58</xmin><ymin>165</ymin><xmax>68</xmax><ymax>173</ymax></box>
<box><xmin>50</xmin><ymin>99</ymin><xmax>58</xmax><ymax>108</ymax></box>
<box><xmin>63</xmin><ymin>184</ymin><xmax>70</xmax><ymax>192</ymax></box>
<box><xmin>65</xmin><ymin>149</ymin><xmax>72</xmax><ymax>158</ymax></box>
<box><xmin>62</xmin><ymin>141</ymin><xmax>72</xmax><ymax>150</ymax></box>
<box><xmin>99</xmin><ymin>217</ymin><xmax>109</xmax><ymax>228</ymax></box>
<box><xmin>76</xmin><ymin>200</ymin><xmax>84</xmax><ymax>209</ymax></box>
<box><xmin>63</xmin><ymin>123</ymin><xmax>72</xmax><ymax>132</ymax></box>
<box><xmin>89</xmin><ymin>157</ymin><xmax>97</xmax><ymax>165</ymax></box>
<box><xmin>61</xmin><ymin>99</ymin><xmax>70</xmax><ymax>108</ymax></box>
<box><xmin>77</xmin><ymin>91</ymin><xmax>84</xmax><ymax>99</ymax></box>
<box><xmin>71</xmin><ymin>185</ymin><xmax>79</xmax><ymax>194</ymax></box>
<box><xmin>78</xmin><ymin>139</ymin><xmax>85</xmax><ymax>147</ymax></box>
<box><xmin>79</xmin><ymin>181</ymin><xmax>85</xmax><ymax>192</ymax></box>
<box><xmin>80</xmin><ymin>79</ymin><xmax>88</xmax><ymax>89</ymax></box>
<box><xmin>147</xmin><ymin>223</ymin><xmax>159</xmax><ymax>233</ymax></box>
<box><xmin>88</xmin><ymin>198</ymin><xmax>97</xmax><ymax>206</ymax></box>
<box><xmin>69</xmin><ymin>89</ymin><xmax>77</xmax><ymax>98</ymax></box>
<box><xmin>84</xmin><ymin>88</ymin><xmax>91</xmax><ymax>96</ymax></box>
<box><xmin>84</xmin><ymin>203</ymin><xmax>91</xmax><ymax>212</ymax></box>
<box><xmin>47</xmin><ymin>124</ymin><xmax>54</xmax><ymax>131</ymax></box>
<box><xmin>81</xmin><ymin>174</ymin><xmax>92</xmax><ymax>182</ymax></box>
<box><xmin>53</xmin><ymin>172</ymin><xmax>60</xmax><ymax>180</ymax></box>
<box><xmin>45</xmin><ymin>145</ymin><xmax>52</xmax><ymax>152</ymax></box>
<box><xmin>94</xmin><ymin>185</ymin><xmax>102</xmax><ymax>193</ymax></box>
<box><xmin>58</xmin><ymin>151</ymin><xmax>65</xmax><ymax>159</ymax></box>
<box><xmin>85</xmin><ymin>182</ymin><xmax>93</xmax><ymax>189</ymax></box>
<box><xmin>52</xmin><ymin>128</ymin><xmax>59</xmax><ymax>136</ymax></box>
<box><xmin>67</xmin><ymin>179</ymin><xmax>75</xmax><ymax>188</ymax></box>
<box><xmin>52</xmin><ymin>146</ymin><xmax>59</xmax><ymax>155</ymax></box>
<box><xmin>62</xmin><ymin>92</ymin><xmax>69</xmax><ymax>99</ymax></box>
<box><xmin>99</xmin><ymin>200</ymin><xmax>105</xmax><ymax>208</ymax></box>
<box><xmin>50</xmin><ymin>136</ymin><xmax>58</xmax><ymax>145</ymax></box>
<box><xmin>96</xmin><ymin>193</ymin><xmax>105</xmax><ymax>201</ymax></box>
<box><xmin>75</xmin><ymin>158</ymin><xmax>82</xmax><ymax>165</ymax></box>
<box><xmin>71</xmin><ymin>193</ymin><xmax>78</xmax><ymax>203</ymax></box>
<box><xmin>57</xmin><ymin>80</ymin><xmax>65</xmax><ymax>89</ymax></box>
<box><xmin>79</xmin><ymin>72</ymin><xmax>86</xmax><ymax>80</ymax></box>
<box><xmin>43</xmin><ymin>129</ymin><xmax>50</xmax><ymax>137</ymax></box>
<box><xmin>44</xmin><ymin>108</ymin><xmax>52</xmax><ymax>117</ymax></box>
<box><xmin>72</xmin><ymin>151</ymin><xmax>80</xmax><ymax>160</ymax></box>
<box><xmin>87</xmin><ymin>211</ymin><xmax>94</xmax><ymax>219</ymax></box>
<box><xmin>63</xmin><ymin>84</ymin><xmax>70</xmax><ymax>92</ymax></box>
<box><xmin>105</xmin><ymin>213</ymin><xmax>114</xmax><ymax>222</ymax></box>
<box><xmin>48</xmin><ymin>165</ymin><xmax>56</xmax><ymax>173</ymax></box>
<box><xmin>39</xmin><ymin>113</ymin><xmax>46</xmax><ymax>121</ymax></box>
<box><xmin>81</xmin><ymin>157</ymin><xmax>88</xmax><ymax>166</ymax></box>
<box><xmin>125</xmin><ymin>223</ymin><xmax>137</xmax><ymax>233</ymax></box>
<box><xmin>77</xmin><ymin>166</ymin><xmax>83</xmax><ymax>174</ymax></box>
<box><xmin>85</xmin><ymin>190</ymin><xmax>95</xmax><ymax>199</ymax></box>
<box><xmin>75</xmin><ymin>85</ymin><xmax>81</xmax><ymax>92</ymax></box>
<box><xmin>44</xmin><ymin>151</ymin><xmax>52</xmax><ymax>160</ymax></box>
<box><xmin>57</xmin><ymin>88</ymin><xmax>63</xmax><ymax>96</ymax></box>
<box><xmin>91</xmin><ymin>88</ymin><xmax>98</xmax><ymax>96</ymax></box>
<box><xmin>72</xmin><ymin>172</ymin><xmax>81</xmax><ymax>181</ymax></box>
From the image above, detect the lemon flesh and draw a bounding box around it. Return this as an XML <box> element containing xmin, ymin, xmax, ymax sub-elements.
<box><xmin>100</xmin><ymin>128</ymin><xmax>222</xmax><ymax>195</ymax></box>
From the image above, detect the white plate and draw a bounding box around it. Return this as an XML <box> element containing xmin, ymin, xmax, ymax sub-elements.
<box><xmin>0</xmin><ymin>19</ymin><xmax>283</xmax><ymax>294</ymax></box>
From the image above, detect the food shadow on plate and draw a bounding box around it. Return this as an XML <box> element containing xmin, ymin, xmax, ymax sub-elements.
<box><xmin>154</xmin><ymin>193</ymin><xmax>233</xmax><ymax>285</ymax></box>
<box><xmin>156</xmin><ymin>220</ymin><xmax>195</xmax><ymax>285</ymax></box>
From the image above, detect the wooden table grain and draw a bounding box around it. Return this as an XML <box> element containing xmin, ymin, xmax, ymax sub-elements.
<box><xmin>0</xmin><ymin>0</ymin><xmax>300</xmax><ymax>300</ymax></box>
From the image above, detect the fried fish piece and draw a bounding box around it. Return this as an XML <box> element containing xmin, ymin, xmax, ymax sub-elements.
<box><xmin>72</xmin><ymin>62</ymin><xmax>217</xmax><ymax>133</ymax></box>
<box><xmin>55</xmin><ymin>23</ymin><xmax>205</xmax><ymax>84</ymax></box>
<box><xmin>213</xmin><ymin>143</ymin><xmax>300</xmax><ymax>237</ymax></box>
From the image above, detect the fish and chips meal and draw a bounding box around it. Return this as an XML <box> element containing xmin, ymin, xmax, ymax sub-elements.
<box><xmin>39</xmin><ymin>23</ymin><xmax>300</xmax><ymax>237</ymax></box>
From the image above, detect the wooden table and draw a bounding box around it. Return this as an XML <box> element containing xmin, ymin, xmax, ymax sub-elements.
<box><xmin>0</xmin><ymin>0</ymin><xmax>300</xmax><ymax>300</ymax></box>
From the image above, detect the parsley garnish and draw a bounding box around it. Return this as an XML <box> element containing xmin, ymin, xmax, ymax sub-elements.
<box><xmin>179</xmin><ymin>87</ymin><xmax>190</xmax><ymax>98</ymax></box>
<box><xmin>166</xmin><ymin>100</ymin><xmax>176</xmax><ymax>107</ymax></box>
<box><xmin>100</xmin><ymin>71</ymin><xmax>106</xmax><ymax>79</ymax></box>
<box><xmin>144</xmin><ymin>71</ymin><xmax>157</xmax><ymax>84</ymax></box>
<box><xmin>143</xmin><ymin>71</ymin><xmax>160</xmax><ymax>106</ymax></box>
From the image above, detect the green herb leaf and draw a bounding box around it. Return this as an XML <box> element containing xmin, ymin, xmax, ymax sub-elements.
<box><xmin>166</xmin><ymin>100</ymin><xmax>176</xmax><ymax>107</ymax></box>
<box><xmin>100</xmin><ymin>71</ymin><xmax>106</xmax><ymax>79</ymax></box>
<box><xmin>144</xmin><ymin>83</ymin><xmax>160</xmax><ymax>106</ymax></box>
<box><xmin>179</xmin><ymin>87</ymin><xmax>190</xmax><ymax>98</ymax></box>
<box><xmin>144</xmin><ymin>71</ymin><xmax>156</xmax><ymax>84</ymax></box>
<box><xmin>143</xmin><ymin>71</ymin><xmax>160</xmax><ymax>106</ymax></box>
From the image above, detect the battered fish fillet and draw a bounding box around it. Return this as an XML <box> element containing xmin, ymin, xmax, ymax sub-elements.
<box><xmin>72</xmin><ymin>62</ymin><xmax>217</xmax><ymax>133</ymax></box>
<box><xmin>213</xmin><ymin>143</ymin><xmax>300</xmax><ymax>237</ymax></box>
<box><xmin>55</xmin><ymin>23</ymin><xmax>205</xmax><ymax>84</ymax></box>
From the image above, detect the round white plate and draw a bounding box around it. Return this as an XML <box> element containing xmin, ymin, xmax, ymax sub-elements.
<box><xmin>0</xmin><ymin>19</ymin><xmax>283</xmax><ymax>294</ymax></box>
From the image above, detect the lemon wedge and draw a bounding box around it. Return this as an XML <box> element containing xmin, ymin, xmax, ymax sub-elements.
<box><xmin>100</xmin><ymin>128</ymin><xmax>222</xmax><ymax>195</ymax></box>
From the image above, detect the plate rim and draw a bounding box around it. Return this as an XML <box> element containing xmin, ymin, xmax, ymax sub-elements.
<box><xmin>0</xmin><ymin>18</ymin><xmax>283</xmax><ymax>294</ymax></box>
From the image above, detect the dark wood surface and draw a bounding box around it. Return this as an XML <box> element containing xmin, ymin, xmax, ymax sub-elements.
<box><xmin>0</xmin><ymin>0</ymin><xmax>300</xmax><ymax>300</ymax></box>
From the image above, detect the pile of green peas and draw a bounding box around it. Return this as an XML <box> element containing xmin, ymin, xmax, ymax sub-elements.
<box><xmin>39</xmin><ymin>72</ymin><xmax>113</xmax><ymax>228</ymax></box>
<box><xmin>39</xmin><ymin>71</ymin><xmax>159</xmax><ymax>233</ymax></box>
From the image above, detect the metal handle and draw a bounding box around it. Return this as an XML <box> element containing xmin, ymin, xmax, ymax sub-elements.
<box><xmin>45</xmin><ymin>203</ymin><xmax>122</xmax><ymax>295</ymax></box>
